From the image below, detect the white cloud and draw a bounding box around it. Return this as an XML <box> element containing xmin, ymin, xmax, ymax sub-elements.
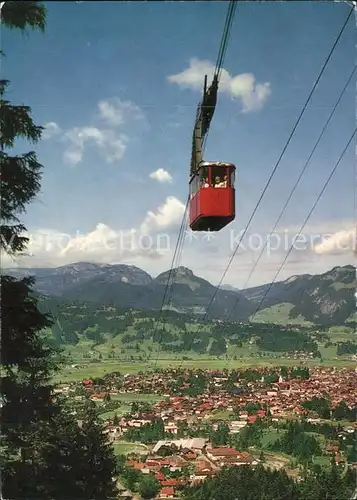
<box><xmin>98</xmin><ymin>98</ymin><xmax>144</xmax><ymax>127</ymax></box>
<box><xmin>3</xmin><ymin>210</ymin><xmax>355</xmax><ymax>289</ymax></box>
<box><xmin>313</xmin><ymin>228</ymin><xmax>356</xmax><ymax>255</ymax></box>
<box><xmin>63</xmin><ymin>126</ymin><xmax>128</xmax><ymax>165</ymax></box>
<box><xmin>63</xmin><ymin>149</ymin><xmax>83</xmax><ymax>165</ymax></box>
<box><xmin>275</xmin><ymin>219</ymin><xmax>354</xmax><ymax>236</ymax></box>
<box><xmin>1</xmin><ymin>196</ymin><xmax>187</xmax><ymax>270</ymax></box>
<box><xmin>149</xmin><ymin>168</ymin><xmax>173</xmax><ymax>183</ymax></box>
<box><xmin>42</xmin><ymin>122</ymin><xmax>62</xmax><ymax>139</ymax></box>
<box><xmin>167</xmin><ymin>58</ymin><xmax>271</xmax><ymax>113</ymax></box>
<box><xmin>43</xmin><ymin>97</ymin><xmax>144</xmax><ymax>166</ymax></box>
<box><xmin>140</xmin><ymin>196</ymin><xmax>186</xmax><ymax>234</ymax></box>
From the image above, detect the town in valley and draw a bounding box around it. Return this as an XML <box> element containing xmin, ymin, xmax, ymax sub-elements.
<box><xmin>3</xmin><ymin>1</ymin><xmax>356</xmax><ymax>499</ymax></box>
<box><xmin>56</xmin><ymin>365</ymin><xmax>357</xmax><ymax>499</ymax></box>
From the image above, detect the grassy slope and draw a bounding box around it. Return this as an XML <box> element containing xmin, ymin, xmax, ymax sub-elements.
<box><xmin>55</xmin><ymin>315</ymin><xmax>356</xmax><ymax>357</ymax></box>
<box><xmin>251</xmin><ymin>303</ymin><xmax>314</xmax><ymax>326</ymax></box>
<box><xmin>45</xmin><ymin>299</ymin><xmax>356</xmax><ymax>382</ymax></box>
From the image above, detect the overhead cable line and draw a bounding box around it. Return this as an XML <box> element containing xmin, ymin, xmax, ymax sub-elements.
<box><xmin>150</xmin><ymin>200</ymin><xmax>190</xmax><ymax>366</ymax></box>
<box><xmin>251</xmin><ymin>128</ymin><xmax>357</xmax><ymax>321</ymax></box>
<box><xmin>215</xmin><ymin>2</ymin><xmax>237</xmax><ymax>78</ymax></box>
<box><xmin>202</xmin><ymin>1</ymin><xmax>237</xmax><ymax>153</ymax></box>
<box><xmin>179</xmin><ymin>5</ymin><xmax>354</xmax><ymax>365</ymax></box>
<box><xmin>227</xmin><ymin>125</ymin><xmax>357</xmax><ymax>367</ymax></box>
<box><xmin>149</xmin><ymin>1</ymin><xmax>237</xmax><ymax>365</ymax></box>
<box><xmin>192</xmin><ymin>5</ymin><xmax>354</xmax><ymax>324</ymax></box>
<box><xmin>147</xmin><ymin>196</ymin><xmax>189</xmax><ymax>362</ymax></box>
<box><xmin>221</xmin><ymin>64</ymin><xmax>356</xmax><ymax>328</ymax></box>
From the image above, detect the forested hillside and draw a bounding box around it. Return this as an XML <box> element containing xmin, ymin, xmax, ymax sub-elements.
<box><xmin>6</xmin><ymin>263</ymin><xmax>356</xmax><ymax>325</ymax></box>
<box><xmin>37</xmin><ymin>295</ymin><xmax>356</xmax><ymax>363</ymax></box>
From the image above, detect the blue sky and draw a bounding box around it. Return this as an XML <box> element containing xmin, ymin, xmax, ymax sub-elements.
<box><xmin>3</xmin><ymin>1</ymin><xmax>356</xmax><ymax>286</ymax></box>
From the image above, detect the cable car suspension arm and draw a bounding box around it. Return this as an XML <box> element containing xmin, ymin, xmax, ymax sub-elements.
<box><xmin>190</xmin><ymin>1</ymin><xmax>237</xmax><ymax>176</ymax></box>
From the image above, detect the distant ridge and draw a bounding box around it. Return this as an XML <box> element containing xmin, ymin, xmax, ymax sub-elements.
<box><xmin>4</xmin><ymin>263</ymin><xmax>355</xmax><ymax>325</ymax></box>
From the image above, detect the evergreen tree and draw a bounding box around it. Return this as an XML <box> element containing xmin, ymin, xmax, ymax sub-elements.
<box><xmin>139</xmin><ymin>474</ymin><xmax>161</xmax><ymax>499</ymax></box>
<box><xmin>183</xmin><ymin>463</ymin><xmax>353</xmax><ymax>500</ymax></box>
<box><xmin>1</xmin><ymin>1</ymin><xmax>46</xmax><ymax>32</ymax></box>
<box><xmin>1</xmin><ymin>2</ymin><xmax>60</xmax><ymax>489</ymax></box>
<box><xmin>1</xmin><ymin>3</ymin><xmax>118</xmax><ymax>498</ymax></box>
<box><xmin>210</xmin><ymin>422</ymin><xmax>230</xmax><ymax>446</ymax></box>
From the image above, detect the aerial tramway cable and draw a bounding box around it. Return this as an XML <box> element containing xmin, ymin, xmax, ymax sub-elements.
<box><xmin>146</xmin><ymin>197</ymin><xmax>189</xmax><ymax>363</ymax></box>
<box><xmin>219</xmin><ymin>64</ymin><xmax>356</xmax><ymax>336</ymax></box>
<box><xmin>149</xmin><ymin>2</ymin><xmax>237</xmax><ymax>367</ymax></box>
<box><xmin>251</xmin><ymin>130</ymin><xmax>356</xmax><ymax>323</ymax></box>
<box><xmin>179</xmin><ymin>5</ymin><xmax>354</xmax><ymax>365</ymax></box>
<box><xmin>200</xmin><ymin>5</ymin><xmax>354</xmax><ymax>316</ymax></box>
<box><xmin>201</xmin><ymin>1</ymin><xmax>237</xmax><ymax>154</ymax></box>
<box><xmin>215</xmin><ymin>1</ymin><xmax>237</xmax><ymax>80</ymax></box>
<box><xmin>226</xmin><ymin>125</ymin><xmax>357</xmax><ymax>368</ymax></box>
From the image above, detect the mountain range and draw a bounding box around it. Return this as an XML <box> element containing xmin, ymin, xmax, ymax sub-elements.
<box><xmin>4</xmin><ymin>262</ymin><xmax>356</xmax><ymax>325</ymax></box>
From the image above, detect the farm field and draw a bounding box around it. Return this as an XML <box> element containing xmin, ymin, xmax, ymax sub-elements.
<box><xmin>93</xmin><ymin>393</ymin><xmax>165</xmax><ymax>420</ymax></box>
<box><xmin>112</xmin><ymin>441</ymin><xmax>148</xmax><ymax>456</ymax></box>
<box><xmin>55</xmin><ymin>355</ymin><xmax>356</xmax><ymax>382</ymax></box>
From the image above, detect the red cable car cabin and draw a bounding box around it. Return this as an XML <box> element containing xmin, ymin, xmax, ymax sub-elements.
<box><xmin>189</xmin><ymin>161</ymin><xmax>236</xmax><ymax>231</ymax></box>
